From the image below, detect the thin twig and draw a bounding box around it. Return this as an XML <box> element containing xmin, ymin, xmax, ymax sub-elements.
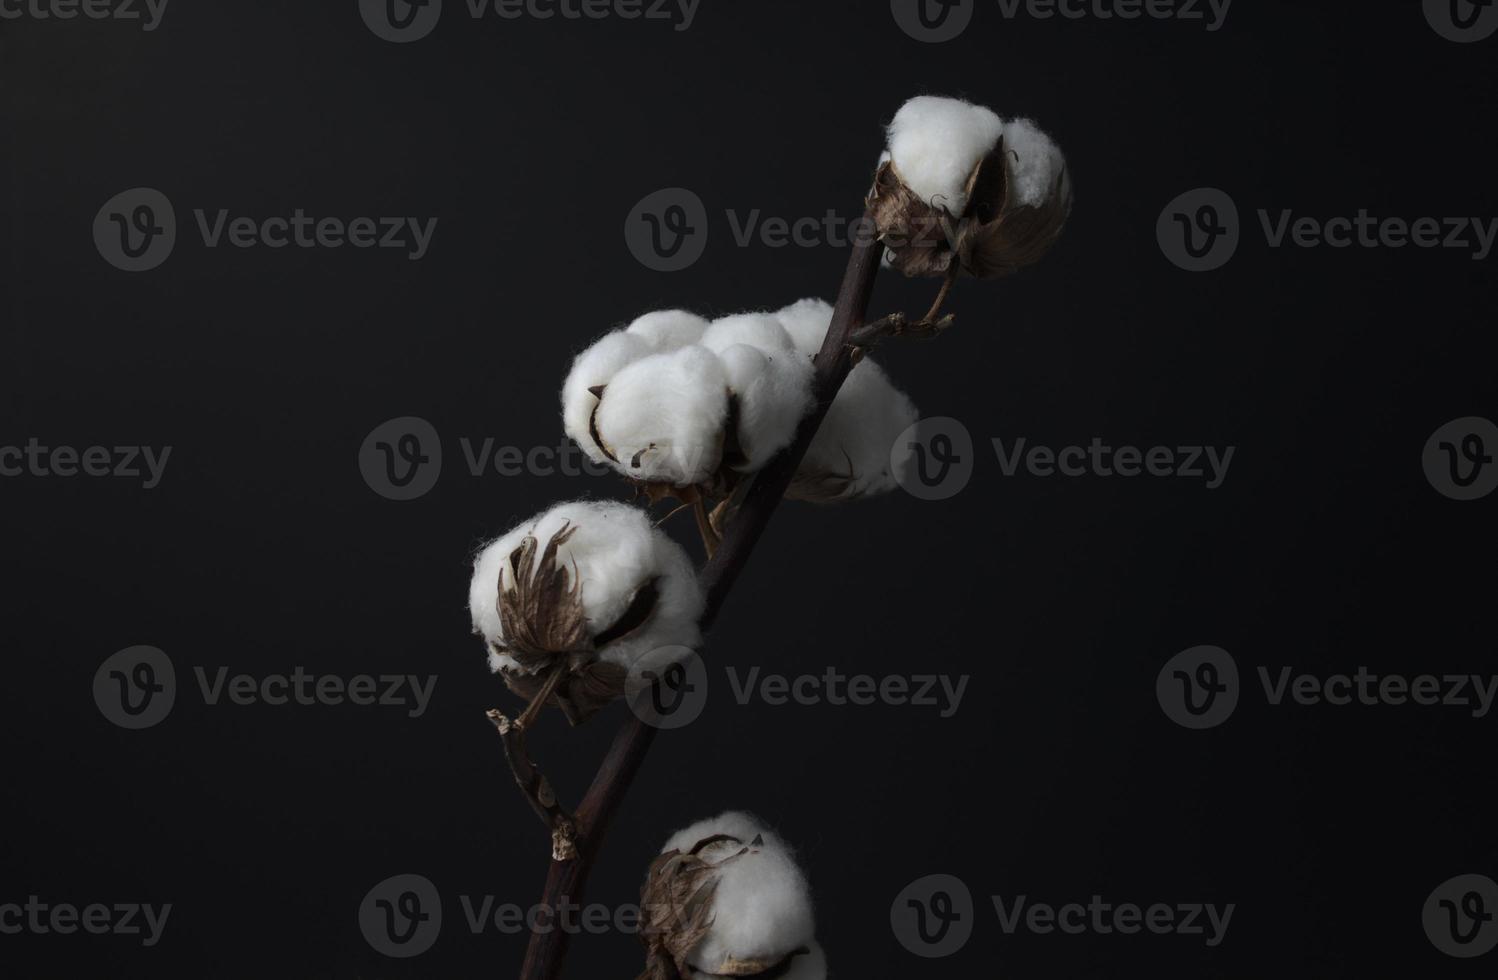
<box><xmin>515</xmin><ymin>207</ymin><xmax>886</xmax><ymax>980</ymax></box>
<box><xmin>489</xmin><ymin>667</ymin><xmax>578</xmax><ymax>860</ymax></box>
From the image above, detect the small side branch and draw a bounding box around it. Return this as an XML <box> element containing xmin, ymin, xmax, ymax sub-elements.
<box><xmin>489</xmin><ymin>669</ymin><xmax>578</xmax><ymax>861</ymax></box>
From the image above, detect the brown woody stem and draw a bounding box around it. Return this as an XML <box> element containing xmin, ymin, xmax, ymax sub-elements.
<box><xmin>515</xmin><ymin>207</ymin><xmax>885</xmax><ymax>980</ymax></box>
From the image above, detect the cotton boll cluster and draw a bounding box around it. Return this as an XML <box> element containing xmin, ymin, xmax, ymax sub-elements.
<box><xmin>873</xmin><ymin>94</ymin><xmax>1072</xmax><ymax>280</ymax></box>
<box><xmin>773</xmin><ymin>299</ymin><xmax>919</xmax><ymax>502</ymax></box>
<box><xmin>562</xmin><ymin>310</ymin><xmax>815</xmax><ymax>491</ymax></box>
<box><xmin>469</xmin><ymin>499</ymin><xmax>704</xmax><ymax>724</ymax></box>
<box><xmin>639</xmin><ymin>812</ymin><xmax>826</xmax><ymax>980</ymax></box>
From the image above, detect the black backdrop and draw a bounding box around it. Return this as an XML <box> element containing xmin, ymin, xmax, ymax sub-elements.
<box><xmin>3</xmin><ymin>0</ymin><xmax>1496</xmax><ymax>976</ymax></box>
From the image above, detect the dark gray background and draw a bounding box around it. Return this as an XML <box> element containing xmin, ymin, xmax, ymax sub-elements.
<box><xmin>2</xmin><ymin>0</ymin><xmax>1495</xmax><ymax>976</ymax></box>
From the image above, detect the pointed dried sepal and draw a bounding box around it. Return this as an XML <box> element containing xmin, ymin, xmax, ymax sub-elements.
<box><xmin>497</xmin><ymin>523</ymin><xmax>591</xmax><ymax>673</ymax></box>
<box><xmin>868</xmin><ymin>159</ymin><xmax>959</xmax><ymax>279</ymax></box>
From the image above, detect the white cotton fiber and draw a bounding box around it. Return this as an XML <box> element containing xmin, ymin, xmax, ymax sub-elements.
<box><xmin>626</xmin><ymin>309</ymin><xmax>710</xmax><ymax>352</ymax></box>
<box><xmin>772</xmin><ymin>298</ymin><xmax>920</xmax><ymax>500</ymax></box>
<box><xmin>660</xmin><ymin>812</ymin><xmax>817</xmax><ymax>977</ymax></box>
<box><xmin>773</xmin><ymin>298</ymin><xmax>835</xmax><ymax>358</ymax></box>
<box><xmin>716</xmin><ymin>344</ymin><xmax>815</xmax><ymax>471</ymax></box>
<box><xmin>887</xmin><ymin>95</ymin><xmax>1004</xmax><ymax>214</ymax></box>
<box><xmin>562</xmin><ymin>309</ymin><xmax>818</xmax><ymax>488</ymax></box>
<box><xmin>562</xmin><ymin>331</ymin><xmax>656</xmax><ymax>465</ymax></box>
<box><xmin>1001</xmin><ymin>117</ymin><xmax>1066</xmax><ymax>208</ymax></box>
<box><xmin>593</xmin><ymin>346</ymin><xmax>730</xmax><ymax>487</ymax></box>
<box><xmin>805</xmin><ymin>357</ymin><xmax>919</xmax><ymax>499</ymax></box>
<box><xmin>700</xmin><ymin>312</ymin><xmax>797</xmax><ymax>355</ymax></box>
<box><xmin>468</xmin><ymin>499</ymin><xmax>704</xmax><ymax>673</ymax></box>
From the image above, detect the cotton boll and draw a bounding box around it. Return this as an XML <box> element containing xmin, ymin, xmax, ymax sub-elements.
<box><xmin>644</xmin><ymin>812</ymin><xmax>819</xmax><ymax>979</ymax></box>
<box><xmin>887</xmin><ymin>95</ymin><xmax>1004</xmax><ymax>214</ymax></box>
<box><xmin>701</xmin><ymin>312</ymin><xmax>797</xmax><ymax>356</ymax></box>
<box><xmin>773</xmin><ymin>298</ymin><xmax>835</xmax><ymax>358</ymax></box>
<box><xmin>593</xmin><ymin>346</ymin><xmax>731</xmax><ymax>487</ymax></box>
<box><xmin>793</xmin><ymin>355</ymin><xmax>919</xmax><ymax>502</ymax></box>
<box><xmin>717</xmin><ymin>344</ymin><xmax>815</xmax><ymax>471</ymax></box>
<box><xmin>626</xmin><ymin>309</ymin><xmax>709</xmax><ymax>352</ymax></box>
<box><xmin>687</xmin><ymin>841</ymin><xmax>815</xmax><ymax>975</ymax></box>
<box><xmin>562</xmin><ymin>331</ymin><xmax>654</xmax><ymax>464</ymax></box>
<box><xmin>662</xmin><ymin>811</ymin><xmax>786</xmax><ymax>857</ymax></box>
<box><xmin>468</xmin><ymin>499</ymin><xmax>704</xmax><ymax>723</ymax></box>
<box><xmin>1001</xmin><ymin>117</ymin><xmax>1066</xmax><ymax>208</ymax></box>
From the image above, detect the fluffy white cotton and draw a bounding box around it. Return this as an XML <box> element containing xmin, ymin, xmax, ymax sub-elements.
<box><xmin>773</xmin><ymin>298</ymin><xmax>835</xmax><ymax>357</ymax></box>
<box><xmin>1001</xmin><ymin>117</ymin><xmax>1066</xmax><ymax>208</ymax></box>
<box><xmin>562</xmin><ymin>331</ymin><xmax>656</xmax><ymax>466</ymax></box>
<box><xmin>594</xmin><ymin>346</ymin><xmax>730</xmax><ymax>486</ymax></box>
<box><xmin>562</xmin><ymin>309</ymin><xmax>818</xmax><ymax>487</ymax></box>
<box><xmin>773</xmin><ymin>299</ymin><xmax>920</xmax><ymax>500</ymax></box>
<box><xmin>468</xmin><ymin>499</ymin><xmax>704</xmax><ymax>673</ymax></box>
<box><xmin>662</xmin><ymin>812</ymin><xmax>816</xmax><ymax>976</ymax></box>
<box><xmin>716</xmin><ymin>344</ymin><xmax>815</xmax><ymax>471</ymax></box>
<box><xmin>807</xmin><ymin>357</ymin><xmax>919</xmax><ymax>499</ymax></box>
<box><xmin>701</xmin><ymin>312</ymin><xmax>798</xmax><ymax>356</ymax></box>
<box><xmin>626</xmin><ymin>309</ymin><xmax>709</xmax><ymax>352</ymax></box>
<box><xmin>887</xmin><ymin>95</ymin><xmax>1004</xmax><ymax>214</ymax></box>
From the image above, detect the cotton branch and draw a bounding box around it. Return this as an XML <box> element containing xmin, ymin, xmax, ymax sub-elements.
<box><xmin>512</xmin><ymin>208</ymin><xmax>884</xmax><ymax>980</ymax></box>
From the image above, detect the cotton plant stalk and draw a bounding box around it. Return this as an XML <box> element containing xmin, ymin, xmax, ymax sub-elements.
<box><xmin>476</xmin><ymin>94</ymin><xmax>1074</xmax><ymax>980</ymax></box>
